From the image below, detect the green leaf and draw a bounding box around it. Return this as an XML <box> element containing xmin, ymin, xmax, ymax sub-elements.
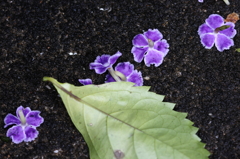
<box><xmin>215</xmin><ymin>25</ymin><xmax>230</xmax><ymax>33</ymax></box>
<box><xmin>43</xmin><ymin>77</ymin><xmax>210</xmax><ymax>159</ymax></box>
<box><xmin>0</xmin><ymin>136</ymin><xmax>11</xmax><ymax>142</ymax></box>
<box><xmin>236</xmin><ymin>48</ymin><xmax>240</xmax><ymax>52</ymax></box>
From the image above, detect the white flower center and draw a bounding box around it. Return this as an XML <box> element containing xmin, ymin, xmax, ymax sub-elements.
<box><xmin>19</xmin><ymin>109</ymin><xmax>27</xmax><ymax>125</ymax></box>
<box><xmin>148</xmin><ymin>39</ymin><xmax>154</xmax><ymax>48</ymax></box>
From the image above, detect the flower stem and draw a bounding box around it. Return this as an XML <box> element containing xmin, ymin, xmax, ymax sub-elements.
<box><xmin>108</xmin><ymin>67</ymin><xmax>122</xmax><ymax>82</ymax></box>
<box><xmin>115</xmin><ymin>71</ymin><xmax>126</xmax><ymax>81</ymax></box>
<box><xmin>19</xmin><ymin>109</ymin><xmax>26</xmax><ymax>125</ymax></box>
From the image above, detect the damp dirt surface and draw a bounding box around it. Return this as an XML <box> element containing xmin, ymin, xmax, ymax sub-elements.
<box><xmin>0</xmin><ymin>0</ymin><xmax>240</xmax><ymax>158</ymax></box>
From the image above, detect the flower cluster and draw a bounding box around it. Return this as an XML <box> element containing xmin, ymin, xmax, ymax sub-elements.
<box><xmin>79</xmin><ymin>29</ymin><xmax>169</xmax><ymax>86</ymax></box>
<box><xmin>198</xmin><ymin>14</ymin><xmax>236</xmax><ymax>52</ymax></box>
<box><xmin>79</xmin><ymin>16</ymin><xmax>238</xmax><ymax>89</ymax></box>
<box><xmin>4</xmin><ymin>106</ymin><xmax>44</xmax><ymax>144</ymax></box>
<box><xmin>80</xmin><ymin>51</ymin><xmax>143</xmax><ymax>86</ymax></box>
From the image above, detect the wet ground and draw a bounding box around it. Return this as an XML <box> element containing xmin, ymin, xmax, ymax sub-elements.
<box><xmin>0</xmin><ymin>0</ymin><xmax>240</xmax><ymax>158</ymax></box>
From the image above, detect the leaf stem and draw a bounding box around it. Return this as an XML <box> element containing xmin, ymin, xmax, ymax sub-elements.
<box><xmin>114</xmin><ymin>71</ymin><xmax>126</xmax><ymax>81</ymax></box>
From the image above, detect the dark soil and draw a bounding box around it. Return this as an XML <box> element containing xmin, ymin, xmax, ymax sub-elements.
<box><xmin>0</xmin><ymin>0</ymin><xmax>240</xmax><ymax>158</ymax></box>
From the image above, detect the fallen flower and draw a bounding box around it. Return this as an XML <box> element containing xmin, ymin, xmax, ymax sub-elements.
<box><xmin>105</xmin><ymin>62</ymin><xmax>143</xmax><ymax>86</ymax></box>
<box><xmin>131</xmin><ymin>29</ymin><xmax>169</xmax><ymax>67</ymax></box>
<box><xmin>89</xmin><ymin>51</ymin><xmax>122</xmax><ymax>74</ymax></box>
<box><xmin>4</xmin><ymin>106</ymin><xmax>44</xmax><ymax>144</ymax></box>
<box><xmin>79</xmin><ymin>78</ymin><xmax>93</xmax><ymax>85</ymax></box>
<box><xmin>198</xmin><ymin>14</ymin><xmax>236</xmax><ymax>52</ymax></box>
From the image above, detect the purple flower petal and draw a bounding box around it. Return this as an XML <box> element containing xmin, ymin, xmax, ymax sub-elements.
<box><xmin>16</xmin><ymin>106</ymin><xmax>31</xmax><ymax>119</ymax></box>
<box><xmin>215</xmin><ymin>34</ymin><xmax>234</xmax><ymax>52</ymax></box>
<box><xmin>198</xmin><ymin>0</ymin><xmax>203</xmax><ymax>2</ymax></box>
<box><xmin>131</xmin><ymin>46</ymin><xmax>148</xmax><ymax>63</ymax></box>
<box><xmin>89</xmin><ymin>55</ymin><xmax>110</xmax><ymax>74</ymax></box>
<box><xmin>219</xmin><ymin>22</ymin><xmax>237</xmax><ymax>38</ymax></box>
<box><xmin>92</xmin><ymin>66</ymin><xmax>109</xmax><ymax>74</ymax></box>
<box><xmin>115</xmin><ymin>62</ymin><xmax>134</xmax><ymax>77</ymax></box>
<box><xmin>108</xmin><ymin>51</ymin><xmax>122</xmax><ymax>66</ymax></box>
<box><xmin>198</xmin><ymin>24</ymin><xmax>214</xmax><ymax>35</ymax></box>
<box><xmin>79</xmin><ymin>79</ymin><xmax>93</xmax><ymax>85</ymax></box>
<box><xmin>127</xmin><ymin>70</ymin><xmax>143</xmax><ymax>86</ymax></box>
<box><xmin>96</xmin><ymin>55</ymin><xmax>111</xmax><ymax>65</ymax></box>
<box><xmin>206</xmin><ymin>14</ymin><xmax>224</xmax><ymax>29</ymax></box>
<box><xmin>144</xmin><ymin>29</ymin><xmax>163</xmax><ymax>42</ymax></box>
<box><xmin>154</xmin><ymin>39</ymin><xmax>169</xmax><ymax>56</ymax></box>
<box><xmin>132</xmin><ymin>34</ymin><xmax>148</xmax><ymax>47</ymax></box>
<box><xmin>26</xmin><ymin>111</ymin><xmax>44</xmax><ymax>127</ymax></box>
<box><xmin>89</xmin><ymin>52</ymin><xmax>122</xmax><ymax>74</ymax></box>
<box><xmin>6</xmin><ymin>125</ymin><xmax>26</xmax><ymax>144</ymax></box>
<box><xmin>4</xmin><ymin>114</ymin><xmax>21</xmax><ymax>128</ymax></box>
<box><xmin>200</xmin><ymin>33</ymin><xmax>215</xmax><ymax>49</ymax></box>
<box><xmin>105</xmin><ymin>74</ymin><xmax>115</xmax><ymax>83</ymax></box>
<box><xmin>144</xmin><ymin>49</ymin><xmax>164</xmax><ymax>67</ymax></box>
<box><xmin>89</xmin><ymin>63</ymin><xmax>103</xmax><ymax>68</ymax></box>
<box><xmin>24</xmin><ymin>126</ymin><xmax>39</xmax><ymax>142</ymax></box>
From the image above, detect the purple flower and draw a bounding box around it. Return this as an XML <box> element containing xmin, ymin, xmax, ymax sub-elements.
<box><xmin>4</xmin><ymin>106</ymin><xmax>44</xmax><ymax>144</ymax></box>
<box><xmin>131</xmin><ymin>29</ymin><xmax>169</xmax><ymax>67</ymax></box>
<box><xmin>198</xmin><ymin>14</ymin><xmax>236</xmax><ymax>52</ymax></box>
<box><xmin>79</xmin><ymin>78</ymin><xmax>93</xmax><ymax>85</ymax></box>
<box><xmin>105</xmin><ymin>62</ymin><xmax>143</xmax><ymax>86</ymax></box>
<box><xmin>198</xmin><ymin>0</ymin><xmax>203</xmax><ymax>2</ymax></box>
<box><xmin>89</xmin><ymin>51</ymin><xmax>122</xmax><ymax>74</ymax></box>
